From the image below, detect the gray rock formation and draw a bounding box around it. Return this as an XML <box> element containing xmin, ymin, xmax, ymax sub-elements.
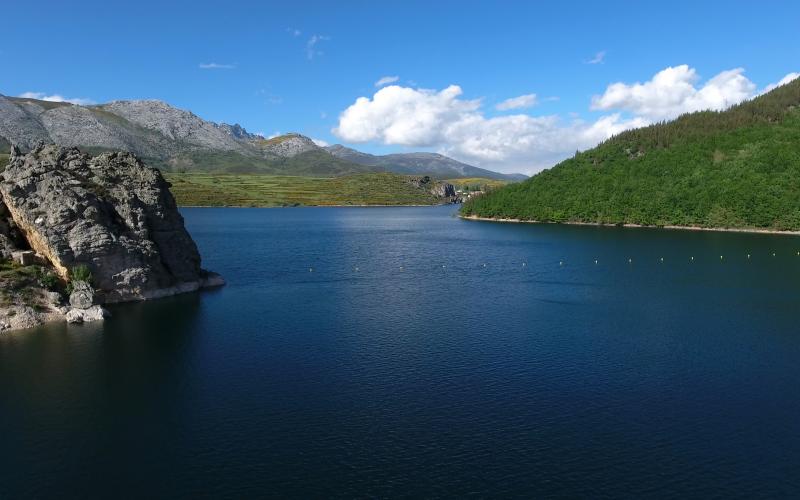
<box><xmin>0</xmin><ymin>144</ymin><xmax>224</xmax><ymax>303</ymax></box>
<box><xmin>256</xmin><ymin>134</ymin><xmax>319</xmax><ymax>158</ymax></box>
<box><xmin>66</xmin><ymin>305</ymin><xmax>108</xmax><ymax>324</ymax></box>
<box><xmin>69</xmin><ymin>281</ymin><xmax>94</xmax><ymax>309</ymax></box>
<box><xmin>407</xmin><ymin>176</ymin><xmax>457</xmax><ymax>200</ymax></box>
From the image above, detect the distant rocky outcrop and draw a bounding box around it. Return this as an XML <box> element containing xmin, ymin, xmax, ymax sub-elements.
<box><xmin>407</xmin><ymin>176</ymin><xmax>457</xmax><ymax>202</ymax></box>
<box><xmin>0</xmin><ymin>144</ymin><xmax>223</xmax><ymax>332</ymax></box>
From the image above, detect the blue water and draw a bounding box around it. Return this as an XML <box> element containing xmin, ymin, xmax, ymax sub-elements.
<box><xmin>2</xmin><ymin>206</ymin><xmax>800</xmax><ymax>498</ymax></box>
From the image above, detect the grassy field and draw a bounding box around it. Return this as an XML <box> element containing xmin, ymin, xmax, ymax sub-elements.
<box><xmin>444</xmin><ymin>177</ymin><xmax>509</xmax><ymax>191</ymax></box>
<box><xmin>164</xmin><ymin>172</ymin><xmax>450</xmax><ymax>207</ymax></box>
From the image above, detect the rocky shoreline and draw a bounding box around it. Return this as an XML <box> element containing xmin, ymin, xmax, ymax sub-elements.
<box><xmin>0</xmin><ymin>144</ymin><xmax>224</xmax><ymax>333</ymax></box>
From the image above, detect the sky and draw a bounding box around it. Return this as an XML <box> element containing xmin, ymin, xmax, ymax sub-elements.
<box><xmin>2</xmin><ymin>0</ymin><xmax>799</xmax><ymax>175</ymax></box>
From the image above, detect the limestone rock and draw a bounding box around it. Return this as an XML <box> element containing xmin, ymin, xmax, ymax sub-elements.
<box><xmin>66</xmin><ymin>305</ymin><xmax>108</xmax><ymax>324</ymax></box>
<box><xmin>0</xmin><ymin>144</ymin><xmax>222</xmax><ymax>303</ymax></box>
<box><xmin>69</xmin><ymin>280</ymin><xmax>94</xmax><ymax>309</ymax></box>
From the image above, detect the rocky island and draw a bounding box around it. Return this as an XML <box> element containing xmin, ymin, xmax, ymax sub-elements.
<box><xmin>0</xmin><ymin>144</ymin><xmax>223</xmax><ymax>332</ymax></box>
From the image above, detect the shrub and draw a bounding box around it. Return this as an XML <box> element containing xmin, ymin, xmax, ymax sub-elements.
<box><xmin>69</xmin><ymin>264</ymin><xmax>93</xmax><ymax>284</ymax></box>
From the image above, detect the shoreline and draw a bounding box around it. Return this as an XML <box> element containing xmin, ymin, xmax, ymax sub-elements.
<box><xmin>460</xmin><ymin>215</ymin><xmax>800</xmax><ymax>236</ymax></box>
<box><xmin>178</xmin><ymin>203</ymin><xmax>457</xmax><ymax>208</ymax></box>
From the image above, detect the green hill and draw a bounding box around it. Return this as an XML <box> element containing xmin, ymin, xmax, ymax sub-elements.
<box><xmin>461</xmin><ymin>78</ymin><xmax>800</xmax><ymax>231</ymax></box>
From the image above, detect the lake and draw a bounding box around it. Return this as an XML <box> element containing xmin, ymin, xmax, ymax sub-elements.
<box><xmin>2</xmin><ymin>206</ymin><xmax>799</xmax><ymax>498</ymax></box>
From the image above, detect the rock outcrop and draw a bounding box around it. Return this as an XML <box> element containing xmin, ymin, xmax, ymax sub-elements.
<box><xmin>0</xmin><ymin>144</ymin><xmax>223</xmax><ymax>306</ymax></box>
<box><xmin>407</xmin><ymin>176</ymin><xmax>457</xmax><ymax>201</ymax></box>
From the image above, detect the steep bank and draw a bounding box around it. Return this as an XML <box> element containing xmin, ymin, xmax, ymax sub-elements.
<box><xmin>0</xmin><ymin>145</ymin><xmax>223</xmax><ymax>332</ymax></box>
<box><xmin>461</xmin><ymin>78</ymin><xmax>800</xmax><ymax>231</ymax></box>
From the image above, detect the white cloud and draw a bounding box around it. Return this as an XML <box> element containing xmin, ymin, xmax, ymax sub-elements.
<box><xmin>311</xmin><ymin>138</ymin><xmax>330</xmax><ymax>147</ymax></box>
<box><xmin>586</xmin><ymin>51</ymin><xmax>606</xmax><ymax>64</ymax></box>
<box><xmin>333</xmin><ymin>66</ymin><xmax>798</xmax><ymax>175</ymax></box>
<box><xmin>199</xmin><ymin>63</ymin><xmax>235</xmax><ymax>69</ymax></box>
<box><xmin>286</xmin><ymin>27</ymin><xmax>301</xmax><ymax>37</ymax></box>
<box><xmin>496</xmin><ymin>93</ymin><xmax>538</xmax><ymax>110</ymax></box>
<box><xmin>375</xmin><ymin>75</ymin><xmax>400</xmax><ymax>87</ymax></box>
<box><xmin>761</xmin><ymin>72</ymin><xmax>799</xmax><ymax>94</ymax></box>
<box><xmin>18</xmin><ymin>91</ymin><xmax>94</xmax><ymax>105</ymax></box>
<box><xmin>333</xmin><ymin>84</ymin><xmax>644</xmax><ymax>174</ymax></box>
<box><xmin>591</xmin><ymin>65</ymin><xmax>756</xmax><ymax>120</ymax></box>
<box><xmin>306</xmin><ymin>35</ymin><xmax>329</xmax><ymax>60</ymax></box>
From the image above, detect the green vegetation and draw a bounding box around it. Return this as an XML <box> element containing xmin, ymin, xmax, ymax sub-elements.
<box><xmin>462</xmin><ymin>78</ymin><xmax>800</xmax><ymax>230</ymax></box>
<box><xmin>445</xmin><ymin>177</ymin><xmax>509</xmax><ymax>192</ymax></box>
<box><xmin>69</xmin><ymin>264</ymin><xmax>93</xmax><ymax>284</ymax></box>
<box><xmin>165</xmin><ymin>172</ymin><xmax>449</xmax><ymax>207</ymax></box>
<box><xmin>0</xmin><ymin>260</ymin><xmax>61</xmax><ymax>308</ymax></box>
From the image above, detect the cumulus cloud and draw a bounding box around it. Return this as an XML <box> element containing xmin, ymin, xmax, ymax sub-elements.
<box><xmin>333</xmin><ymin>66</ymin><xmax>798</xmax><ymax>174</ymax></box>
<box><xmin>591</xmin><ymin>65</ymin><xmax>756</xmax><ymax>120</ymax></box>
<box><xmin>496</xmin><ymin>93</ymin><xmax>538</xmax><ymax>110</ymax></box>
<box><xmin>761</xmin><ymin>72</ymin><xmax>800</xmax><ymax>94</ymax></box>
<box><xmin>375</xmin><ymin>75</ymin><xmax>400</xmax><ymax>87</ymax></box>
<box><xmin>306</xmin><ymin>35</ymin><xmax>329</xmax><ymax>60</ymax></box>
<box><xmin>18</xmin><ymin>91</ymin><xmax>95</xmax><ymax>105</ymax></box>
<box><xmin>333</xmin><ymin>84</ymin><xmax>644</xmax><ymax>173</ymax></box>
<box><xmin>586</xmin><ymin>51</ymin><xmax>606</xmax><ymax>64</ymax></box>
<box><xmin>311</xmin><ymin>138</ymin><xmax>330</xmax><ymax>147</ymax></box>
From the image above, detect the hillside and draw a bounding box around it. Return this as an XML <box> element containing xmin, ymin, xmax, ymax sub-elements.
<box><xmin>326</xmin><ymin>144</ymin><xmax>527</xmax><ymax>181</ymax></box>
<box><xmin>461</xmin><ymin>78</ymin><xmax>800</xmax><ymax>231</ymax></box>
<box><xmin>165</xmin><ymin>172</ymin><xmax>457</xmax><ymax>207</ymax></box>
<box><xmin>0</xmin><ymin>94</ymin><xmax>516</xmax><ymax>180</ymax></box>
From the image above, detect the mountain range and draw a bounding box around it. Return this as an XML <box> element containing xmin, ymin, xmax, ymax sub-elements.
<box><xmin>0</xmin><ymin>94</ymin><xmax>524</xmax><ymax>181</ymax></box>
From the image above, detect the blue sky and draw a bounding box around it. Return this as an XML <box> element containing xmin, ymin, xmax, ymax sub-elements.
<box><xmin>2</xmin><ymin>0</ymin><xmax>798</xmax><ymax>174</ymax></box>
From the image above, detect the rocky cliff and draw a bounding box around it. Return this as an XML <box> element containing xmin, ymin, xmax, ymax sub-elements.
<box><xmin>0</xmin><ymin>144</ymin><xmax>223</xmax><ymax>331</ymax></box>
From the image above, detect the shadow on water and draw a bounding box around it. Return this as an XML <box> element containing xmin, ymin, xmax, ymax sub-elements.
<box><xmin>0</xmin><ymin>292</ymin><xmax>205</xmax><ymax>498</ymax></box>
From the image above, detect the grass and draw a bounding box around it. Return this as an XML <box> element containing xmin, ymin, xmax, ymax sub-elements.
<box><xmin>165</xmin><ymin>172</ymin><xmax>450</xmax><ymax>207</ymax></box>
<box><xmin>444</xmin><ymin>178</ymin><xmax>509</xmax><ymax>191</ymax></box>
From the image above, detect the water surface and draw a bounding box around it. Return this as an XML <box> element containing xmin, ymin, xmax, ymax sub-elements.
<box><xmin>2</xmin><ymin>206</ymin><xmax>799</xmax><ymax>497</ymax></box>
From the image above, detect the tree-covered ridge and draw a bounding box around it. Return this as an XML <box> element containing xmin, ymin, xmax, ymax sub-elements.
<box><xmin>461</xmin><ymin>78</ymin><xmax>800</xmax><ymax>230</ymax></box>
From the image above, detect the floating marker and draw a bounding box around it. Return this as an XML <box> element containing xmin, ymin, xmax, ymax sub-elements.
<box><xmin>594</xmin><ymin>259</ymin><xmax>598</xmax><ymax>265</ymax></box>
<box><xmin>690</xmin><ymin>256</ymin><xmax>694</xmax><ymax>261</ymax></box>
<box><xmin>628</xmin><ymin>258</ymin><xmax>632</xmax><ymax>263</ymax></box>
<box><xmin>483</xmin><ymin>263</ymin><xmax>487</xmax><ymax>268</ymax></box>
<box><xmin>747</xmin><ymin>254</ymin><xmax>751</xmax><ymax>259</ymax></box>
<box><xmin>772</xmin><ymin>252</ymin><xmax>776</xmax><ymax>257</ymax></box>
<box><xmin>560</xmin><ymin>261</ymin><xmax>564</xmax><ymax>266</ymax></box>
<box><xmin>720</xmin><ymin>255</ymin><xmax>723</xmax><ymax>260</ymax></box>
<box><xmin>660</xmin><ymin>257</ymin><xmax>664</xmax><ymax>263</ymax></box>
<box><xmin>522</xmin><ymin>262</ymin><xmax>527</xmax><ymax>267</ymax></box>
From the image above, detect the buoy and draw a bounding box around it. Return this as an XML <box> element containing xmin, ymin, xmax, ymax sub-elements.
<box><xmin>483</xmin><ymin>263</ymin><xmax>487</xmax><ymax>268</ymax></box>
<box><xmin>628</xmin><ymin>258</ymin><xmax>632</xmax><ymax>263</ymax></box>
<box><xmin>560</xmin><ymin>261</ymin><xmax>564</xmax><ymax>266</ymax></box>
<box><xmin>594</xmin><ymin>259</ymin><xmax>598</xmax><ymax>265</ymax></box>
<box><xmin>522</xmin><ymin>262</ymin><xmax>527</xmax><ymax>267</ymax></box>
<box><xmin>660</xmin><ymin>257</ymin><xmax>664</xmax><ymax>263</ymax></box>
<box><xmin>720</xmin><ymin>255</ymin><xmax>723</xmax><ymax>260</ymax></box>
<box><xmin>772</xmin><ymin>252</ymin><xmax>776</xmax><ymax>257</ymax></box>
<box><xmin>690</xmin><ymin>256</ymin><xmax>694</xmax><ymax>261</ymax></box>
<box><xmin>747</xmin><ymin>254</ymin><xmax>751</xmax><ymax>259</ymax></box>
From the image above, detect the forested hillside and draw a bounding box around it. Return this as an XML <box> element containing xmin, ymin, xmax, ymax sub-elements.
<box><xmin>461</xmin><ymin>78</ymin><xmax>800</xmax><ymax>230</ymax></box>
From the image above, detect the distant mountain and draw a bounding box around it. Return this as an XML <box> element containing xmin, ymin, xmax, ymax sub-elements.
<box><xmin>0</xmin><ymin>94</ymin><xmax>522</xmax><ymax>180</ymax></box>
<box><xmin>325</xmin><ymin>144</ymin><xmax>527</xmax><ymax>181</ymax></box>
<box><xmin>462</xmin><ymin>77</ymin><xmax>800</xmax><ymax>231</ymax></box>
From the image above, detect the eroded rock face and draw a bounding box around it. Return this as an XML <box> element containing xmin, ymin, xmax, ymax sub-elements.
<box><xmin>69</xmin><ymin>281</ymin><xmax>94</xmax><ymax>309</ymax></box>
<box><xmin>0</xmin><ymin>144</ymin><xmax>223</xmax><ymax>303</ymax></box>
